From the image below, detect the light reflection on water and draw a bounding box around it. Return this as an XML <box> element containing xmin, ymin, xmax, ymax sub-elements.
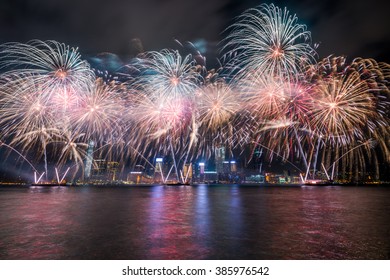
<box><xmin>0</xmin><ymin>184</ymin><xmax>389</xmax><ymax>259</ymax></box>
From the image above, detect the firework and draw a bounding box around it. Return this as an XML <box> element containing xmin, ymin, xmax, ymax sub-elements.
<box><xmin>310</xmin><ymin>72</ymin><xmax>375</xmax><ymax>143</ymax></box>
<box><xmin>135</xmin><ymin>49</ymin><xmax>202</xmax><ymax>99</ymax></box>
<box><xmin>238</xmin><ymin>74</ymin><xmax>288</xmax><ymax>120</ymax></box>
<box><xmin>223</xmin><ymin>4</ymin><xmax>317</xmax><ymax>80</ymax></box>
<box><xmin>70</xmin><ymin>78</ymin><xmax>129</xmax><ymax>145</ymax></box>
<box><xmin>196</xmin><ymin>80</ymin><xmax>239</xmax><ymax>130</ymax></box>
<box><xmin>0</xmin><ymin>40</ymin><xmax>95</xmax><ymax>113</ymax></box>
<box><xmin>54</xmin><ymin>130</ymin><xmax>88</xmax><ymax>176</ymax></box>
<box><xmin>0</xmin><ymin>74</ymin><xmax>59</xmax><ymax>151</ymax></box>
<box><xmin>133</xmin><ymin>92</ymin><xmax>192</xmax><ymax>138</ymax></box>
<box><xmin>128</xmin><ymin>49</ymin><xmax>205</xmax><ymax>178</ymax></box>
<box><xmin>309</xmin><ymin>56</ymin><xmax>389</xmax><ymax>141</ymax></box>
<box><xmin>308</xmin><ymin>56</ymin><xmax>390</xmax><ymax>180</ymax></box>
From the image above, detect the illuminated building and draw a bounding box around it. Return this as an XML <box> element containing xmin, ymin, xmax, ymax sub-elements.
<box><xmin>90</xmin><ymin>160</ymin><xmax>119</xmax><ymax>181</ymax></box>
<box><xmin>91</xmin><ymin>159</ymin><xmax>106</xmax><ymax>180</ymax></box>
<box><xmin>107</xmin><ymin>161</ymin><xmax>119</xmax><ymax>181</ymax></box>
<box><xmin>153</xmin><ymin>157</ymin><xmax>164</xmax><ymax>183</ymax></box>
<box><xmin>127</xmin><ymin>165</ymin><xmax>146</xmax><ymax>184</ymax></box>
<box><xmin>183</xmin><ymin>163</ymin><xmax>193</xmax><ymax>182</ymax></box>
<box><xmin>84</xmin><ymin>140</ymin><xmax>94</xmax><ymax>179</ymax></box>
<box><xmin>230</xmin><ymin>160</ymin><xmax>237</xmax><ymax>173</ymax></box>
<box><xmin>215</xmin><ymin>146</ymin><xmax>225</xmax><ymax>174</ymax></box>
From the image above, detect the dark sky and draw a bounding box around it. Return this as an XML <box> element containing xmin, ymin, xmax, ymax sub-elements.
<box><xmin>0</xmin><ymin>0</ymin><xmax>389</xmax><ymax>63</ymax></box>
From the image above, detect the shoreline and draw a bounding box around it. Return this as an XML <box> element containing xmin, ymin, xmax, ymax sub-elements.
<box><xmin>1</xmin><ymin>182</ymin><xmax>389</xmax><ymax>188</ymax></box>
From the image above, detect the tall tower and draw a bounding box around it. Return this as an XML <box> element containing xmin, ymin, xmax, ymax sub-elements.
<box><xmin>84</xmin><ymin>140</ymin><xmax>95</xmax><ymax>179</ymax></box>
<box><xmin>154</xmin><ymin>158</ymin><xmax>164</xmax><ymax>183</ymax></box>
<box><xmin>215</xmin><ymin>146</ymin><xmax>225</xmax><ymax>174</ymax></box>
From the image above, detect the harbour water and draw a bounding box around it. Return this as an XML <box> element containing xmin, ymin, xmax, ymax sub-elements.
<box><xmin>0</xmin><ymin>184</ymin><xmax>389</xmax><ymax>259</ymax></box>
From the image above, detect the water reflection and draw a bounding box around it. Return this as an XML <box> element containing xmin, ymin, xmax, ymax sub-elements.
<box><xmin>0</xmin><ymin>185</ymin><xmax>389</xmax><ymax>259</ymax></box>
<box><xmin>145</xmin><ymin>185</ymin><xmax>207</xmax><ymax>259</ymax></box>
<box><xmin>0</xmin><ymin>186</ymin><xmax>70</xmax><ymax>259</ymax></box>
<box><xmin>194</xmin><ymin>185</ymin><xmax>210</xmax><ymax>239</ymax></box>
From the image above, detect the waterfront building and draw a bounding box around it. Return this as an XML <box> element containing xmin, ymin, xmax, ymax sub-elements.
<box><xmin>84</xmin><ymin>140</ymin><xmax>95</xmax><ymax>179</ymax></box>
<box><xmin>153</xmin><ymin>157</ymin><xmax>164</xmax><ymax>183</ymax></box>
<box><xmin>90</xmin><ymin>159</ymin><xmax>119</xmax><ymax>182</ymax></box>
<box><xmin>107</xmin><ymin>161</ymin><xmax>119</xmax><ymax>181</ymax></box>
<box><xmin>91</xmin><ymin>159</ymin><xmax>106</xmax><ymax>180</ymax></box>
<box><xmin>183</xmin><ymin>163</ymin><xmax>193</xmax><ymax>182</ymax></box>
<box><xmin>215</xmin><ymin>146</ymin><xmax>225</xmax><ymax>174</ymax></box>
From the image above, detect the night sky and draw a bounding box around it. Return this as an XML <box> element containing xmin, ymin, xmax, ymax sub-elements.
<box><xmin>0</xmin><ymin>0</ymin><xmax>389</xmax><ymax>63</ymax></box>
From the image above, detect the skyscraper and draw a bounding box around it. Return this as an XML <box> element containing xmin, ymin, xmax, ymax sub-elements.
<box><xmin>84</xmin><ymin>140</ymin><xmax>95</xmax><ymax>179</ymax></box>
<box><xmin>215</xmin><ymin>146</ymin><xmax>225</xmax><ymax>174</ymax></box>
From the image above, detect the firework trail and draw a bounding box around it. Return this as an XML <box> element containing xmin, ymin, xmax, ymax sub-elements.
<box><xmin>53</xmin><ymin>130</ymin><xmax>89</xmax><ymax>178</ymax></box>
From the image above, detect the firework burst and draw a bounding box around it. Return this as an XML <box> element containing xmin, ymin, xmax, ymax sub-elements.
<box><xmin>132</xmin><ymin>90</ymin><xmax>194</xmax><ymax>141</ymax></box>
<box><xmin>310</xmin><ymin>72</ymin><xmax>375</xmax><ymax>143</ymax></box>
<box><xmin>135</xmin><ymin>49</ymin><xmax>202</xmax><ymax>99</ymax></box>
<box><xmin>302</xmin><ymin>56</ymin><xmax>390</xmax><ymax>181</ymax></box>
<box><xmin>0</xmin><ymin>40</ymin><xmax>95</xmax><ymax>112</ymax></box>
<box><xmin>223</xmin><ymin>4</ymin><xmax>317</xmax><ymax>80</ymax></box>
<box><xmin>196</xmin><ymin>80</ymin><xmax>239</xmax><ymax>130</ymax></box>
<box><xmin>0</xmin><ymin>74</ymin><xmax>58</xmax><ymax>151</ymax></box>
<box><xmin>70</xmin><ymin>78</ymin><xmax>128</xmax><ymax>146</ymax></box>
